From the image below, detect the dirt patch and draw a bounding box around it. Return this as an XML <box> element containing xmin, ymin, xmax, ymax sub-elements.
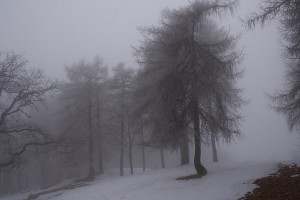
<box><xmin>239</xmin><ymin>163</ymin><xmax>300</xmax><ymax>200</ymax></box>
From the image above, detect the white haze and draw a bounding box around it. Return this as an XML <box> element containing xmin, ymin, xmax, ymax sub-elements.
<box><xmin>0</xmin><ymin>0</ymin><xmax>298</xmax><ymax>162</ymax></box>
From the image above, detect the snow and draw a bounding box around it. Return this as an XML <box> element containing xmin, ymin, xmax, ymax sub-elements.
<box><xmin>0</xmin><ymin>161</ymin><xmax>281</xmax><ymax>200</ymax></box>
<box><xmin>291</xmin><ymin>174</ymin><xmax>300</xmax><ymax>178</ymax></box>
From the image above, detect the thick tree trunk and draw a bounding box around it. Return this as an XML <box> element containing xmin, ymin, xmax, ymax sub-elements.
<box><xmin>160</xmin><ymin>148</ymin><xmax>165</xmax><ymax>168</ymax></box>
<box><xmin>211</xmin><ymin>131</ymin><xmax>218</xmax><ymax>162</ymax></box>
<box><xmin>192</xmin><ymin>100</ymin><xmax>207</xmax><ymax>176</ymax></box>
<box><xmin>129</xmin><ymin>143</ymin><xmax>133</xmax><ymax>174</ymax></box>
<box><xmin>87</xmin><ymin>90</ymin><xmax>95</xmax><ymax>180</ymax></box>
<box><xmin>190</xmin><ymin>22</ymin><xmax>206</xmax><ymax>176</ymax></box>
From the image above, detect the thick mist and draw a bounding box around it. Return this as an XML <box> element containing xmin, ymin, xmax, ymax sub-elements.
<box><xmin>0</xmin><ymin>0</ymin><xmax>296</xmax><ymax>161</ymax></box>
<box><xmin>0</xmin><ymin>0</ymin><xmax>299</xmax><ymax>197</ymax></box>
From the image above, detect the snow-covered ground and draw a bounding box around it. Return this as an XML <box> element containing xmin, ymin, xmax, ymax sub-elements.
<box><xmin>0</xmin><ymin>161</ymin><xmax>289</xmax><ymax>200</ymax></box>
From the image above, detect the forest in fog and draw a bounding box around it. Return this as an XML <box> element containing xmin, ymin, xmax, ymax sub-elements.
<box><xmin>0</xmin><ymin>0</ymin><xmax>299</xmax><ymax>197</ymax></box>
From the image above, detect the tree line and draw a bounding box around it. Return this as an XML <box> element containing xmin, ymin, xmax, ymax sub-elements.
<box><xmin>0</xmin><ymin>0</ymin><xmax>299</xmax><ymax>196</ymax></box>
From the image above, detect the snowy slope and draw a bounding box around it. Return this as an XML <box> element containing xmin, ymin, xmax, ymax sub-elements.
<box><xmin>1</xmin><ymin>161</ymin><xmax>282</xmax><ymax>200</ymax></box>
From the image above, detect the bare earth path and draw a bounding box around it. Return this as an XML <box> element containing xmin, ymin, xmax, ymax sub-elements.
<box><xmin>239</xmin><ymin>164</ymin><xmax>300</xmax><ymax>200</ymax></box>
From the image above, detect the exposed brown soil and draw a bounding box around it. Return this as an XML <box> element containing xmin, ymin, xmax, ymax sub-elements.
<box><xmin>239</xmin><ymin>163</ymin><xmax>300</xmax><ymax>200</ymax></box>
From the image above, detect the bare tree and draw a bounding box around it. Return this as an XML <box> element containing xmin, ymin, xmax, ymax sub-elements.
<box><xmin>245</xmin><ymin>0</ymin><xmax>300</xmax><ymax>131</ymax></box>
<box><xmin>0</xmin><ymin>51</ymin><xmax>56</xmax><ymax>168</ymax></box>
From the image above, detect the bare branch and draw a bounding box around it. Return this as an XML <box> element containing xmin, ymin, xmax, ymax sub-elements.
<box><xmin>0</xmin><ymin>140</ymin><xmax>56</xmax><ymax>167</ymax></box>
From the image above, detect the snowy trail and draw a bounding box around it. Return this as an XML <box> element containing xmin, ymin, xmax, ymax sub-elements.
<box><xmin>1</xmin><ymin>161</ymin><xmax>280</xmax><ymax>200</ymax></box>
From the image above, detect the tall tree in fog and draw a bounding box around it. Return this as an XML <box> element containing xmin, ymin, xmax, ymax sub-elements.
<box><xmin>134</xmin><ymin>0</ymin><xmax>243</xmax><ymax>175</ymax></box>
<box><xmin>59</xmin><ymin>58</ymin><xmax>107</xmax><ymax>180</ymax></box>
<box><xmin>109</xmin><ymin>63</ymin><xmax>135</xmax><ymax>176</ymax></box>
<box><xmin>245</xmin><ymin>0</ymin><xmax>300</xmax><ymax>131</ymax></box>
<box><xmin>95</xmin><ymin>87</ymin><xmax>106</xmax><ymax>175</ymax></box>
<box><xmin>0</xmin><ymin>51</ymin><xmax>56</xmax><ymax>168</ymax></box>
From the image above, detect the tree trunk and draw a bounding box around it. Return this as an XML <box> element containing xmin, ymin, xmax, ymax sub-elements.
<box><xmin>208</xmin><ymin>99</ymin><xmax>218</xmax><ymax>163</ymax></box>
<box><xmin>141</xmin><ymin>121</ymin><xmax>146</xmax><ymax>172</ymax></box>
<box><xmin>160</xmin><ymin>148</ymin><xmax>165</xmax><ymax>168</ymax></box>
<box><xmin>129</xmin><ymin>143</ymin><xmax>133</xmax><ymax>174</ymax></box>
<box><xmin>0</xmin><ymin>168</ymin><xmax>4</xmax><ymax>195</ymax></box>
<box><xmin>211</xmin><ymin>130</ymin><xmax>218</xmax><ymax>162</ymax></box>
<box><xmin>180</xmin><ymin>128</ymin><xmax>190</xmax><ymax>165</ymax></box>
<box><xmin>3</xmin><ymin>168</ymin><xmax>11</xmax><ymax>194</ymax></box>
<box><xmin>192</xmin><ymin>99</ymin><xmax>207</xmax><ymax>176</ymax></box>
<box><xmin>98</xmin><ymin>145</ymin><xmax>104</xmax><ymax>175</ymax></box>
<box><xmin>16</xmin><ymin>163</ymin><xmax>22</xmax><ymax>192</ymax></box>
<box><xmin>40</xmin><ymin>159</ymin><xmax>48</xmax><ymax>188</ymax></box>
<box><xmin>190</xmin><ymin>22</ymin><xmax>206</xmax><ymax>176</ymax></box>
<box><xmin>120</xmin><ymin>82</ymin><xmax>126</xmax><ymax>177</ymax></box>
<box><xmin>141</xmin><ymin>120</ymin><xmax>146</xmax><ymax>172</ymax></box>
<box><xmin>96</xmin><ymin>96</ymin><xmax>104</xmax><ymax>175</ymax></box>
<box><xmin>87</xmin><ymin>90</ymin><xmax>95</xmax><ymax>180</ymax></box>
<box><xmin>120</xmin><ymin>116</ymin><xmax>124</xmax><ymax>176</ymax></box>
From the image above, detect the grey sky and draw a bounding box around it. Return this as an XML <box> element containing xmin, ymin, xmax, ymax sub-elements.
<box><xmin>0</xmin><ymin>0</ymin><xmax>297</xmax><ymax>161</ymax></box>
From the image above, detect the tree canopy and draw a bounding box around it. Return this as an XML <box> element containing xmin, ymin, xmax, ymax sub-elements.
<box><xmin>134</xmin><ymin>0</ymin><xmax>243</xmax><ymax>175</ymax></box>
<box><xmin>246</xmin><ymin>0</ymin><xmax>300</xmax><ymax>131</ymax></box>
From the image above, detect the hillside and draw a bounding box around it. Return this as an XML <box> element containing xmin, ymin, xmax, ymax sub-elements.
<box><xmin>2</xmin><ymin>161</ymin><xmax>294</xmax><ymax>200</ymax></box>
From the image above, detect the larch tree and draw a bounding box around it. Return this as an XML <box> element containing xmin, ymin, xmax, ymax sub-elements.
<box><xmin>134</xmin><ymin>0</ymin><xmax>243</xmax><ymax>176</ymax></box>
<box><xmin>245</xmin><ymin>0</ymin><xmax>300</xmax><ymax>131</ymax></box>
<box><xmin>59</xmin><ymin>57</ymin><xmax>108</xmax><ymax>180</ymax></box>
<box><xmin>109</xmin><ymin>63</ymin><xmax>135</xmax><ymax>176</ymax></box>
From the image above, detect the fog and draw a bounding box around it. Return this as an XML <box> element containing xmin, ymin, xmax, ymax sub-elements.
<box><xmin>0</xmin><ymin>0</ymin><xmax>298</xmax><ymax>165</ymax></box>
